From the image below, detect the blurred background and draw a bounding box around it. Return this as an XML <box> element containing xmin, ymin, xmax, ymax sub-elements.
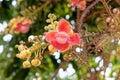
<box><xmin>0</xmin><ymin>0</ymin><xmax>120</xmax><ymax>80</ymax></box>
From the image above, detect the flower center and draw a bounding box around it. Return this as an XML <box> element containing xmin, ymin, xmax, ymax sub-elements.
<box><xmin>56</xmin><ymin>32</ymin><xmax>68</xmax><ymax>44</ymax></box>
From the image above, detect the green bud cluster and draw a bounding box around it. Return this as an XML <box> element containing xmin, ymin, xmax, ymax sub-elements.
<box><xmin>48</xmin><ymin>13</ymin><xmax>57</xmax><ymax>21</ymax></box>
<box><xmin>44</xmin><ymin>13</ymin><xmax>58</xmax><ymax>31</ymax></box>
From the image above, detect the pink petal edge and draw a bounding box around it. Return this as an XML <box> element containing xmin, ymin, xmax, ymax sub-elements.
<box><xmin>58</xmin><ymin>18</ymin><xmax>72</xmax><ymax>34</ymax></box>
<box><xmin>45</xmin><ymin>31</ymin><xmax>57</xmax><ymax>42</ymax></box>
<box><xmin>68</xmin><ymin>33</ymin><xmax>80</xmax><ymax>45</ymax></box>
<box><xmin>51</xmin><ymin>40</ymin><xmax>70</xmax><ymax>51</ymax></box>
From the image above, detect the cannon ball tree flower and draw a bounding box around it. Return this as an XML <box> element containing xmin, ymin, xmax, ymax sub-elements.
<box><xmin>45</xmin><ymin>18</ymin><xmax>81</xmax><ymax>52</ymax></box>
<box><xmin>14</xmin><ymin>22</ymin><xmax>30</xmax><ymax>33</ymax></box>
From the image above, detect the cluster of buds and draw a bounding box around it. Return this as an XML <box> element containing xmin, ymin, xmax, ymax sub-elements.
<box><xmin>5</xmin><ymin>16</ymin><xmax>32</xmax><ymax>34</ymax></box>
<box><xmin>22</xmin><ymin>57</ymin><xmax>42</xmax><ymax>68</ymax></box>
<box><xmin>44</xmin><ymin>13</ymin><xmax>58</xmax><ymax>31</ymax></box>
<box><xmin>106</xmin><ymin>8</ymin><xmax>120</xmax><ymax>30</ymax></box>
<box><xmin>44</xmin><ymin>13</ymin><xmax>58</xmax><ymax>54</ymax></box>
<box><xmin>15</xmin><ymin>35</ymin><xmax>47</xmax><ymax>68</ymax></box>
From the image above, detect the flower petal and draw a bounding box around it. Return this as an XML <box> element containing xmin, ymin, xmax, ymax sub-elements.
<box><xmin>55</xmin><ymin>32</ymin><xmax>68</xmax><ymax>44</ymax></box>
<box><xmin>51</xmin><ymin>40</ymin><xmax>70</xmax><ymax>51</ymax></box>
<box><xmin>14</xmin><ymin>22</ymin><xmax>30</xmax><ymax>33</ymax></box>
<box><xmin>14</xmin><ymin>23</ymin><xmax>21</xmax><ymax>32</ymax></box>
<box><xmin>58</xmin><ymin>18</ymin><xmax>72</xmax><ymax>34</ymax></box>
<box><xmin>68</xmin><ymin>33</ymin><xmax>80</xmax><ymax>45</ymax></box>
<box><xmin>77</xmin><ymin>0</ymin><xmax>86</xmax><ymax>10</ymax></box>
<box><xmin>45</xmin><ymin>31</ymin><xmax>57</xmax><ymax>42</ymax></box>
<box><xmin>70</xmin><ymin>0</ymin><xmax>79</xmax><ymax>7</ymax></box>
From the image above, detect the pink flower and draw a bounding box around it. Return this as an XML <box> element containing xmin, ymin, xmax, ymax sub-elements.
<box><xmin>14</xmin><ymin>22</ymin><xmax>30</xmax><ymax>33</ymax></box>
<box><xmin>45</xmin><ymin>18</ymin><xmax>81</xmax><ymax>51</ymax></box>
<box><xmin>70</xmin><ymin>0</ymin><xmax>86</xmax><ymax>10</ymax></box>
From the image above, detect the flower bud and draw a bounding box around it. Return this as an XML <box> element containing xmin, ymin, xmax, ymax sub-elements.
<box><xmin>17</xmin><ymin>53</ymin><xmax>25</xmax><ymax>59</ymax></box>
<box><xmin>48</xmin><ymin>13</ymin><xmax>52</xmax><ymax>18</ymax></box>
<box><xmin>23</xmin><ymin>60</ymin><xmax>31</xmax><ymax>68</ymax></box>
<box><xmin>48</xmin><ymin>45</ymin><xmax>56</xmax><ymax>54</ymax></box>
<box><xmin>18</xmin><ymin>45</ymin><xmax>25</xmax><ymax>51</ymax></box>
<box><xmin>20</xmin><ymin>50</ymin><xmax>31</xmax><ymax>59</ymax></box>
<box><xmin>46</xmin><ymin>19</ymin><xmax>51</xmax><ymax>23</ymax></box>
<box><xmin>31</xmin><ymin>58</ymin><xmax>41</xmax><ymax>67</ymax></box>
<box><xmin>110</xmin><ymin>25</ymin><xmax>115</xmax><ymax>29</ymax></box>
<box><xmin>54</xmin><ymin>21</ymin><xmax>58</xmax><ymax>26</ymax></box>
<box><xmin>28</xmin><ymin>38</ymin><xmax>33</xmax><ymax>42</ymax></box>
<box><xmin>106</xmin><ymin>17</ymin><xmax>112</xmax><ymax>23</ymax></box>
<box><xmin>16</xmin><ymin>54</ymin><xmax>20</xmax><ymax>58</ymax></box>
<box><xmin>44</xmin><ymin>26</ymin><xmax>49</xmax><ymax>30</ymax></box>
<box><xmin>113</xmin><ymin>8</ymin><xmax>119</xmax><ymax>14</ymax></box>
<box><xmin>48</xmin><ymin>24</ymin><xmax>53</xmax><ymax>29</ymax></box>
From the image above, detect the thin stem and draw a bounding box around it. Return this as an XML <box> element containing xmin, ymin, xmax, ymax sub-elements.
<box><xmin>82</xmin><ymin>31</ymin><xmax>109</xmax><ymax>39</ymax></box>
<box><xmin>78</xmin><ymin>0</ymin><xmax>100</xmax><ymax>33</ymax></box>
<box><xmin>101</xmin><ymin>0</ymin><xmax>113</xmax><ymax>17</ymax></box>
<box><xmin>86</xmin><ymin>10</ymin><xmax>105</xmax><ymax>20</ymax></box>
<box><xmin>72</xmin><ymin>52</ymin><xmax>91</xmax><ymax>72</ymax></box>
<box><xmin>29</xmin><ymin>0</ymin><xmax>51</xmax><ymax>17</ymax></box>
<box><xmin>75</xmin><ymin>8</ymin><xmax>80</xmax><ymax>32</ymax></box>
<box><xmin>72</xmin><ymin>52</ymin><xmax>88</xmax><ymax>66</ymax></box>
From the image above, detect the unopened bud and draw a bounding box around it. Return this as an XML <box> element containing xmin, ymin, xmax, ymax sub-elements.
<box><xmin>23</xmin><ymin>60</ymin><xmax>31</xmax><ymax>68</ymax></box>
<box><xmin>106</xmin><ymin>17</ymin><xmax>112</xmax><ymax>23</ymax></box>
<box><xmin>48</xmin><ymin>45</ymin><xmax>56</xmax><ymax>54</ymax></box>
<box><xmin>110</xmin><ymin>25</ymin><xmax>115</xmax><ymax>29</ymax></box>
<box><xmin>31</xmin><ymin>58</ymin><xmax>41</xmax><ymax>67</ymax></box>
<box><xmin>113</xmin><ymin>8</ymin><xmax>119</xmax><ymax>14</ymax></box>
